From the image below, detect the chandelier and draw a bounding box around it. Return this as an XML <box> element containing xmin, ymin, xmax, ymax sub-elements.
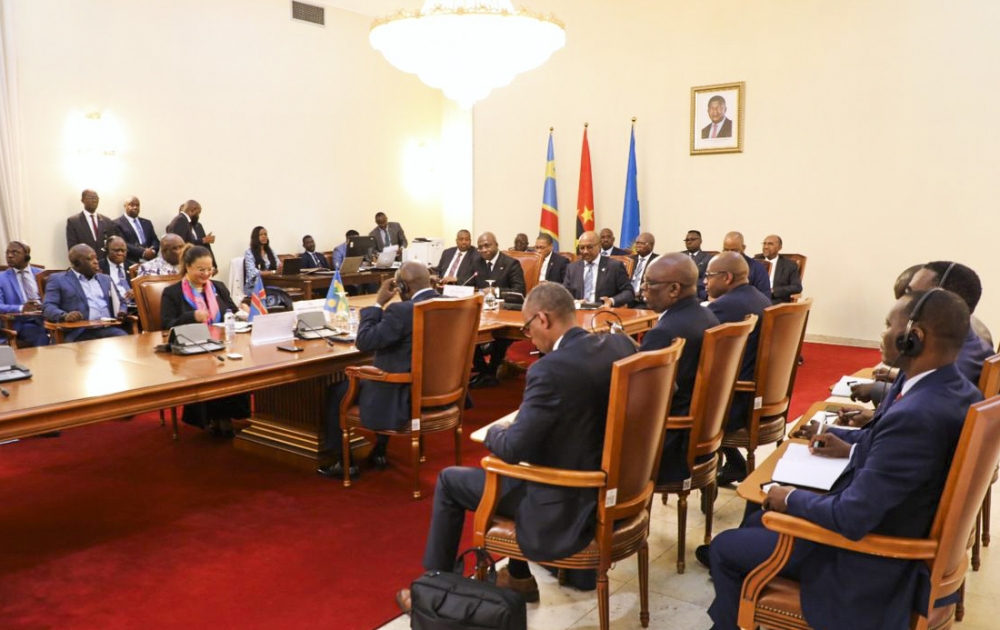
<box><xmin>370</xmin><ymin>1</ymin><xmax>565</xmax><ymax>109</ymax></box>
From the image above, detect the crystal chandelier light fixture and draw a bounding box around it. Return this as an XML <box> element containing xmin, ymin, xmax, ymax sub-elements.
<box><xmin>370</xmin><ymin>1</ymin><xmax>565</xmax><ymax>109</ymax></box>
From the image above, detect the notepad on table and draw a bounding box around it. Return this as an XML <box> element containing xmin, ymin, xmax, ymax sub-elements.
<box><xmin>830</xmin><ymin>375</ymin><xmax>874</xmax><ymax>398</ymax></box>
<box><xmin>470</xmin><ymin>409</ymin><xmax>518</xmax><ymax>443</ymax></box>
<box><xmin>772</xmin><ymin>443</ymin><xmax>850</xmax><ymax>491</ymax></box>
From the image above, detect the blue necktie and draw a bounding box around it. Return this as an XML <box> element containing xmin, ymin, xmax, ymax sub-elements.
<box><xmin>132</xmin><ymin>218</ymin><xmax>146</xmax><ymax>245</ymax></box>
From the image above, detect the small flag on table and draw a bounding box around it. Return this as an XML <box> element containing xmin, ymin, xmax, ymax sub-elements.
<box><xmin>249</xmin><ymin>275</ymin><xmax>268</xmax><ymax>321</ymax></box>
<box><xmin>324</xmin><ymin>268</ymin><xmax>350</xmax><ymax>318</ymax></box>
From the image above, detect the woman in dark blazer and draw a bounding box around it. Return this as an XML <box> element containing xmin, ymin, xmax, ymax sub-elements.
<box><xmin>162</xmin><ymin>244</ymin><xmax>250</xmax><ymax>436</ymax></box>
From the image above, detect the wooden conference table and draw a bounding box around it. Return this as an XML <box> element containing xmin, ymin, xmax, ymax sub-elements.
<box><xmin>263</xmin><ymin>269</ymin><xmax>395</xmax><ymax>300</ymax></box>
<box><xmin>0</xmin><ymin>303</ymin><xmax>658</xmax><ymax>470</ymax></box>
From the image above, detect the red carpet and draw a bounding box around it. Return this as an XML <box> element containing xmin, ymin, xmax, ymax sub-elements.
<box><xmin>0</xmin><ymin>342</ymin><xmax>876</xmax><ymax>629</ymax></box>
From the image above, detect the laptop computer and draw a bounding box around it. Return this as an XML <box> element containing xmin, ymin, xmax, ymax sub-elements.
<box><xmin>338</xmin><ymin>256</ymin><xmax>364</xmax><ymax>274</ymax></box>
<box><xmin>282</xmin><ymin>257</ymin><xmax>302</xmax><ymax>275</ymax></box>
<box><xmin>373</xmin><ymin>245</ymin><xmax>399</xmax><ymax>269</ymax></box>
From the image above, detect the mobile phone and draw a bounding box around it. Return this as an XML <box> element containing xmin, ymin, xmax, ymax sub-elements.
<box><xmin>226</xmin><ymin>353</ymin><xmax>243</xmax><ymax>360</ymax></box>
<box><xmin>277</xmin><ymin>345</ymin><xmax>303</xmax><ymax>353</ymax></box>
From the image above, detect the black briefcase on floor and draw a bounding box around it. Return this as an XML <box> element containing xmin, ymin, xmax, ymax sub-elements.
<box><xmin>410</xmin><ymin>548</ymin><xmax>527</xmax><ymax>630</ymax></box>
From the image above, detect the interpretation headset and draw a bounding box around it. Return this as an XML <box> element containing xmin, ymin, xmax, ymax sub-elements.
<box><xmin>10</xmin><ymin>241</ymin><xmax>30</xmax><ymax>262</ymax></box>
<box><xmin>894</xmin><ymin>262</ymin><xmax>955</xmax><ymax>357</ymax></box>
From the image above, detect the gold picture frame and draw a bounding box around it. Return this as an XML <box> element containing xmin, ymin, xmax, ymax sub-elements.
<box><xmin>690</xmin><ymin>81</ymin><xmax>745</xmax><ymax>155</ymax></box>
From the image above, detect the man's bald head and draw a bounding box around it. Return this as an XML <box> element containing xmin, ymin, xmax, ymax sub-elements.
<box><xmin>69</xmin><ymin>244</ymin><xmax>99</xmax><ymax>279</ymax></box>
<box><xmin>397</xmin><ymin>261</ymin><xmax>431</xmax><ymax>299</ymax></box>
<box><xmin>722</xmin><ymin>231</ymin><xmax>746</xmax><ymax>254</ymax></box>
<box><xmin>160</xmin><ymin>233</ymin><xmax>185</xmax><ymax>265</ymax></box>
<box><xmin>706</xmin><ymin>251</ymin><xmax>748</xmax><ymax>299</ymax></box>
<box><xmin>577</xmin><ymin>230</ymin><xmax>600</xmax><ymax>262</ymax></box>
<box><xmin>477</xmin><ymin>232</ymin><xmax>499</xmax><ymax>261</ymax></box>
<box><xmin>643</xmin><ymin>253</ymin><xmax>699</xmax><ymax>312</ymax></box>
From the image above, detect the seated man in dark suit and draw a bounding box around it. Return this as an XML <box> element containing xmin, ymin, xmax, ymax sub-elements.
<box><xmin>535</xmin><ymin>233</ymin><xmax>568</xmax><ymax>283</ymax></box>
<box><xmin>629</xmin><ymin>232</ymin><xmax>657</xmax><ymax>308</ymax></box>
<box><xmin>755</xmin><ymin>234</ymin><xmax>802</xmax><ymax>304</ymax></box>
<box><xmin>598</xmin><ymin>227</ymin><xmax>628</xmax><ymax>257</ymax></box>
<box><xmin>682</xmin><ymin>229</ymin><xmax>711</xmax><ymax>301</ymax></box>
<box><xmin>470</xmin><ymin>232</ymin><xmax>526</xmax><ymax>388</ymax></box>
<box><xmin>0</xmin><ymin>241</ymin><xmax>49</xmax><ymax>347</ymax></box>
<box><xmin>42</xmin><ymin>244</ymin><xmax>128</xmax><ymax>342</ymax></box>
<box><xmin>99</xmin><ymin>236</ymin><xmax>135</xmax><ymax>307</ymax></box>
<box><xmin>721</xmin><ymin>231</ymin><xmax>770</xmax><ymax>298</ymax></box>
<box><xmin>319</xmin><ymin>262</ymin><xmax>438</xmax><ymax>478</ymax></box>
<box><xmin>435</xmin><ymin>229</ymin><xmax>478</xmax><ymax>286</ymax></box>
<box><xmin>300</xmin><ymin>235</ymin><xmax>331</xmax><ymax>270</ymax></box>
<box><xmin>395</xmin><ymin>283</ymin><xmax>637</xmax><ymax>611</ymax></box>
<box><xmin>705</xmin><ymin>252</ymin><xmax>772</xmax><ymax>484</ymax></box>
<box><xmin>707</xmin><ymin>289</ymin><xmax>982</xmax><ymax>630</ymax></box>
<box><xmin>639</xmin><ymin>254</ymin><xmax>719</xmax><ymax>482</ymax></box>
<box><xmin>563</xmin><ymin>231</ymin><xmax>634</xmax><ymax>307</ymax></box>
<box><xmin>112</xmin><ymin>196</ymin><xmax>159</xmax><ymax>266</ymax></box>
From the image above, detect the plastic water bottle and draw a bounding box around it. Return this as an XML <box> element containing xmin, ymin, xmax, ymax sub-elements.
<box><xmin>348</xmin><ymin>308</ymin><xmax>359</xmax><ymax>336</ymax></box>
<box><xmin>224</xmin><ymin>311</ymin><xmax>236</xmax><ymax>346</ymax></box>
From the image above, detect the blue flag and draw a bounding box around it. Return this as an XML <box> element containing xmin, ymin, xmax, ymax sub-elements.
<box><xmin>324</xmin><ymin>268</ymin><xmax>350</xmax><ymax>317</ymax></box>
<box><xmin>248</xmin><ymin>274</ymin><xmax>268</xmax><ymax>322</ymax></box>
<box><xmin>620</xmin><ymin>124</ymin><xmax>640</xmax><ymax>251</ymax></box>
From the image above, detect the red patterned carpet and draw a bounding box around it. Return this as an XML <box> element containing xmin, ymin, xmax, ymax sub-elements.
<box><xmin>0</xmin><ymin>342</ymin><xmax>877</xmax><ymax>629</ymax></box>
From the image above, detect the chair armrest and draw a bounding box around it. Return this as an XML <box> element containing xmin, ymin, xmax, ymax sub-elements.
<box><xmin>0</xmin><ymin>327</ymin><xmax>17</xmax><ymax>348</ymax></box>
<box><xmin>666</xmin><ymin>415</ymin><xmax>693</xmax><ymax>431</ymax></box>
<box><xmin>480</xmin><ymin>455</ymin><xmax>606</xmax><ymax>488</ymax></box>
<box><xmin>761</xmin><ymin>512</ymin><xmax>937</xmax><ymax>560</ymax></box>
<box><xmin>734</xmin><ymin>380</ymin><xmax>756</xmax><ymax>392</ymax></box>
<box><xmin>345</xmin><ymin>365</ymin><xmax>412</xmax><ymax>384</ymax></box>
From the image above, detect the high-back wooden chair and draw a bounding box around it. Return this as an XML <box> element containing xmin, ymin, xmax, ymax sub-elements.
<box><xmin>722</xmin><ymin>298</ymin><xmax>812</xmax><ymax>472</ymax></box>
<box><xmin>655</xmin><ymin>316</ymin><xmax>756</xmax><ymax>573</ymax></box>
<box><xmin>738</xmin><ymin>395</ymin><xmax>1000</xmax><ymax>630</ymax></box>
<box><xmin>340</xmin><ymin>294</ymin><xmax>483</xmax><ymax>498</ymax></box>
<box><xmin>971</xmin><ymin>353</ymin><xmax>1000</xmax><ymax>571</ymax></box>
<box><xmin>473</xmin><ymin>339</ymin><xmax>684</xmax><ymax>630</ymax></box>
<box><xmin>503</xmin><ymin>250</ymin><xmax>542</xmax><ymax>295</ymax></box>
<box><xmin>557</xmin><ymin>251</ymin><xmax>577</xmax><ymax>264</ymax></box>
<box><xmin>132</xmin><ymin>273</ymin><xmax>183</xmax><ymax>437</ymax></box>
<box><xmin>609</xmin><ymin>254</ymin><xmax>635</xmax><ymax>278</ymax></box>
<box><xmin>783</xmin><ymin>253</ymin><xmax>807</xmax><ymax>301</ymax></box>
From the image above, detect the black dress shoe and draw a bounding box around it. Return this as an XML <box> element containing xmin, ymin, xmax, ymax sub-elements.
<box><xmin>369</xmin><ymin>452</ymin><xmax>389</xmax><ymax>470</ymax></box>
<box><xmin>318</xmin><ymin>461</ymin><xmax>359</xmax><ymax>480</ymax></box>
<box><xmin>695</xmin><ymin>544</ymin><xmax>712</xmax><ymax>569</ymax></box>
<box><xmin>716</xmin><ymin>467</ymin><xmax>746</xmax><ymax>487</ymax></box>
<box><xmin>470</xmin><ymin>374</ymin><xmax>500</xmax><ymax>389</ymax></box>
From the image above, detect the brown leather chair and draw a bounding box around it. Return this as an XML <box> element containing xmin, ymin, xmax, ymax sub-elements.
<box><xmin>473</xmin><ymin>339</ymin><xmax>684</xmax><ymax>630</ymax></box>
<box><xmin>340</xmin><ymin>294</ymin><xmax>483</xmax><ymax>498</ymax></box>
<box><xmin>132</xmin><ymin>274</ymin><xmax>183</xmax><ymax>438</ymax></box>
<box><xmin>503</xmin><ymin>250</ymin><xmax>542</xmax><ymax>295</ymax></box>
<box><xmin>722</xmin><ymin>298</ymin><xmax>812</xmax><ymax>472</ymax></box>
<box><xmin>557</xmin><ymin>251</ymin><xmax>577</xmax><ymax>264</ymax></box>
<box><xmin>655</xmin><ymin>316</ymin><xmax>757</xmax><ymax>573</ymax></box>
<box><xmin>783</xmin><ymin>253</ymin><xmax>807</xmax><ymax>302</ymax></box>
<box><xmin>738</xmin><ymin>395</ymin><xmax>1000</xmax><ymax>630</ymax></box>
<box><xmin>971</xmin><ymin>353</ymin><xmax>1000</xmax><ymax>571</ymax></box>
<box><xmin>609</xmin><ymin>254</ymin><xmax>634</xmax><ymax>278</ymax></box>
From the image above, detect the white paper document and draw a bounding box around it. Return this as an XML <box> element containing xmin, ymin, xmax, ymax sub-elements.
<box><xmin>808</xmin><ymin>410</ymin><xmax>859</xmax><ymax>431</ymax></box>
<box><xmin>470</xmin><ymin>409</ymin><xmax>519</xmax><ymax>443</ymax></box>
<box><xmin>830</xmin><ymin>375</ymin><xmax>874</xmax><ymax>398</ymax></box>
<box><xmin>772</xmin><ymin>443</ymin><xmax>850</xmax><ymax>491</ymax></box>
<box><xmin>250</xmin><ymin>311</ymin><xmax>297</xmax><ymax>346</ymax></box>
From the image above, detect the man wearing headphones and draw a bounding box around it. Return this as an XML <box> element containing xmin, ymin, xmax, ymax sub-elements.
<box><xmin>319</xmin><ymin>262</ymin><xmax>437</xmax><ymax>479</ymax></box>
<box><xmin>706</xmin><ymin>289</ymin><xmax>983</xmax><ymax>630</ymax></box>
<box><xmin>0</xmin><ymin>241</ymin><xmax>49</xmax><ymax>346</ymax></box>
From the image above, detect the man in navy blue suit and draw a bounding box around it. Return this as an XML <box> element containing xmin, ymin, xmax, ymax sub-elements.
<box><xmin>319</xmin><ymin>262</ymin><xmax>437</xmax><ymax>478</ymax></box>
<box><xmin>0</xmin><ymin>241</ymin><xmax>49</xmax><ymax>347</ymax></box>
<box><xmin>42</xmin><ymin>245</ymin><xmax>128</xmax><ymax>342</ymax></box>
<box><xmin>395</xmin><ymin>283</ymin><xmax>637</xmax><ymax>611</ymax></box>
<box><xmin>705</xmin><ymin>252</ymin><xmax>772</xmax><ymax>485</ymax></box>
<box><xmin>112</xmin><ymin>196</ymin><xmax>159</xmax><ymax>266</ymax></box>
<box><xmin>639</xmin><ymin>253</ymin><xmax>719</xmax><ymax>482</ymax></box>
<box><xmin>563</xmin><ymin>231</ymin><xmax>634</xmax><ymax>307</ymax></box>
<box><xmin>299</xmin><ymin>235</ymin><xmax>331</xmax><ymax>270</ymax></box>
<box><xmin>722</xmin><ymin>231</ymin><xmax>770</xmax><ymax>298</ymax></box>
<box><xmin>706</xmin><ymin>289</ymin><xmax>982</xmax><ymax>630</ymax></box>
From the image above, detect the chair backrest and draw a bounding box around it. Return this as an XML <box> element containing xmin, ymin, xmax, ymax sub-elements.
<box><xmin>504</xmin><ymin>251</ymin><xmax>542</xmax><ymax>294</ymax></box>
<box><xmin>753</xmin><ymin>299</ymin><xmax>812</xmax><ymax>416</ymax></box>
<box><xmin>609</xmin><ymin>255</ymin><xmax>634</xmax><ymax>278</ymax></box>
<box><xmin>411</xmin><ymin>294</ymin><xmax>484</xmax><ymax>414</ymax></box>
<box><xmin>128</xmin><ymin>263</ymin><xmax>140</xmax><ymax>279</ymax></box>
<box><xmin>36</xmin><ymin>269</ymin><xmax>59</xmax><ymax>300</ymax></box>
<box><xmin>602</xmin><ymin>339</ymin><xmax>684</xmax><ymax>523</ymax></box>
<box><xmin>978</xmin><ymin>354</ymin><xmax>1000</xmax><ymax>398</ymax></box>
<box><xmin>264</xmin><ymin>286</ymin><xmax>294</xmax><ymax>312</ymax></box>
<box><xmin>228</xmin><ymin>256</ymin><xmax>246</xmax><ymax>303</ymax></box>
<box><xmin>782</xmin><ymin>253</ymin><xmax>807</xmax><ymax>283</ymax></box>
<box><xmin>687</xmin><ymin>316</ymin><xmax>757</xmax><ymax>465</ymax></box>
<box><xmin>927</xmin><ymin>396</ymin><xmax>1000</xmax><ymax>606</ymax></box>
<box><xmin>133</xmin><ymin>274</ymin><xmax>182</xmax><ymax>331</ymax></box>
<box><xmin>557</xmin><ymin>251</ymin><xmax>577</xmax><ymax>264</ymax></box>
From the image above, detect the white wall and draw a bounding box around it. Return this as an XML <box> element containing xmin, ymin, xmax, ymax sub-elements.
<box><xmin>472</xmin><ymin>0</ymin><xmax>1000</xmax><ymax>344</ymax></box>
<box><xmin>11</xmin><ymin>0</ymin><xmax>445</xmax><ymax>279</ymax></box>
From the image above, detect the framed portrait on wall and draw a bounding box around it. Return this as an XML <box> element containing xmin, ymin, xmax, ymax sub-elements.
<box><xmin>690</xmin><ymin>81</ymin><xmax>744</xmax><ymax>155</ymax></box>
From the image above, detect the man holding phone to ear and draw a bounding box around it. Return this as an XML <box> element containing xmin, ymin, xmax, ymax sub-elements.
<box><xmin>319</xmin><ymin>262</ymin><xmax>437</xmax><ymax>479</ymax></box>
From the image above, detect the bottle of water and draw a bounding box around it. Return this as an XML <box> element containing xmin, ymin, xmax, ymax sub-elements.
<box><xmin>348</xmin><ymin>308</ymin><xmax>359</xmax><ymax>336</ymax></box>
<box><xmin>224</xmin><ymin>311</ymin><xmax>236</xmax><ymax>346</ymax></box>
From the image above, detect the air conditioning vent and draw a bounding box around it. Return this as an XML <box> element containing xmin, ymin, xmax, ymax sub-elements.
<box><xmin>292</xmin><ymin>1</ymin><xmax>324</xmax><ymax>26</ymax></box>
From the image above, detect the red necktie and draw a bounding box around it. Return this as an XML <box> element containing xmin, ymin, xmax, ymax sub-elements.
<box><xmin>89</xmin><ymin>214</ymin><xmax>99</xmax><ymax>240</ymax></box>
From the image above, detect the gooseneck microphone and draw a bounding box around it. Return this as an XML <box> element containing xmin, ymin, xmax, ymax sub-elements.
<box><xmin>173</xmin><ymin>332</ymin><xmax>226</xmax><ymax>362</ymax></box>
<box><xmin>461</xmin><ymin>272</ymin><xmax>479</xmax><ymax>286</ymax></box>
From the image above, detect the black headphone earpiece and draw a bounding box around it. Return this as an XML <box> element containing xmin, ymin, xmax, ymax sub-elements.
<box><xmin>895</xmin><ymin>288</ymin><xmax>944</xmax><ymax>357</ymax></box>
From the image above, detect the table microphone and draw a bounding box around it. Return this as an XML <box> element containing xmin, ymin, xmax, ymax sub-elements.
<box><xmin>173</xmin><ymin>332</ymin><xmax>226</xmax><ymax>362</ymax></box>
<box><xmin>461</xmin><ymin>272</ymin><xmax>478</xmax><ymax>286</ymax></box>
<box><xmin>295</xmin><ymin>319</ymin><xmax>336</xmax><ymax>347</ymax></box>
